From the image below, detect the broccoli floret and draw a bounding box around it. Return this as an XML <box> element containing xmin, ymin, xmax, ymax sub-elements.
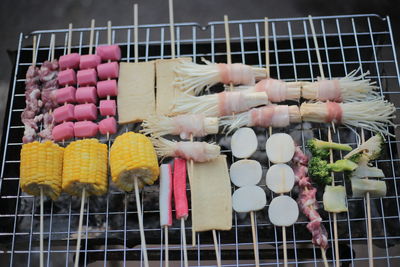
<box><xmin>308</xmin><ymin>157</ymin><xmax>332</xmax><ymax>185</ymax></box>
<box><xmin>307</xmin><ymin>138</ymin><xmax>352</xmax><ymax>159</ymax></box>
<box><xmin>327</xmin><ymin>159</ymin><xmax>358</xmax><ymax>172</ymax></box>
<box><xmin>308</xmin><ymin>157</ymin><xmax>358</xmax><ymax>185</ymax></box>
<box><xmin>344</xmin><ymin>134</ymin><xmax>384</xmax><ymax>161</ymax></box>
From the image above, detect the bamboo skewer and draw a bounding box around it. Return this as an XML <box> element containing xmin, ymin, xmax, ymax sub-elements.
<box><xmin>131</xmin><ymin>5</ymin><xmax>149</xmax><ymax>267</ymax></box>
<box><xmin>264</xmin><ymin>17</ymin><xmax>288</xmax><ymax>267</ymax></box>
<box><xmin>309</xmin><ymin>15</ymin><xmax>339</xmax><ymax>267</ymax></box>
<box><xmin>361</xmin><ymin>128</ymin><xmax>374</xmax><ymax>267</ymax></box>
<box><xmin>105</xmin><ymin>20</ymin><xmax>112</xmax><ymax>141</ymax></box>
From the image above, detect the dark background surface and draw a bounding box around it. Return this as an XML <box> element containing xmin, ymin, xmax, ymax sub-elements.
<box><xmin>0</xmin><ymin>0</ymin><xmax>399</xmax><ymax>130</ymax></box>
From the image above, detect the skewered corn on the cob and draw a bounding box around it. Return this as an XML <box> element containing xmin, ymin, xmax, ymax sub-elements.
<box><xmin>62</xmin><ymin>139</ymin><xmax>108</xmax><ymax>196</ymax></box>
<box><xmin>110</xmin><ymin>132</ymin><xmax>159</xmax><ymax>191</ymax></box>
<box><xmin>20</xmin><ymin>141</ymin><xmax>64</xmax><ymax>200</ymax></box>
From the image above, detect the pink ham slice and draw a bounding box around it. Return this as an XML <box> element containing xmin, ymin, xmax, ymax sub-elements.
<box><xmin>98</xmin><ymin>117</ymin><xmax>117</xmax><ymax>135</ymax></box>
<box><xmin>59</xmin><ymin>53</ymin><xmax>80</xmax><ymax>70</ymax></box>
<box><xmin>96</xmin><ymin>45</ymin><xmax>121</xmax><ymax>61</ymax></box>
<box><xmin>74</xmin><ymin>121</ymin><xmax>98</xmax><ymax>138</ymax></box>
<box><xmin>52</xmin><ymin>121</ymin><xmax>74</xmax><ymax>141</ymax></box>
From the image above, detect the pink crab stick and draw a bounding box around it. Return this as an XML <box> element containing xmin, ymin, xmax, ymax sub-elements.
<box><xmin>75</xmin><ymin>86</ymin><xmax>97</xmax><ymax>104</ymax></box>
<box><xmin>58</xmin><ymin>69</ymin><xmax>76</xmax><ymax>86</ymax></box>
<box><xmin>74</xmin><ymin>121</ymin><xmax>98</xmax><ymax>138</ymax></box>
<box><xmin>77</xmin><ymin>69</ymin><xmax>97</xmax><ymax>86</ymax></box>
<box><xmin>159</xmin><ymin>164</ymin><xmax>173</xmax><ymax>227</ymax></box>
<box><xmin>52</xmin><ymin>122</ymin><xmax>74</xmax><ymax>141</ymax></box>
<box><xmin>59</xmin><ymin>53</ymin><xmax>80</xmax><ymax>70</ymax></box>
<box><xmin>99</xmin><ymin>100</ymin><xmax>116</xmax><ymax>116</ymax></box>
<box><xmin>74</xmin><ymin>103</ymin><xmax>98</xmax><ymax>121</ymax></box>
<box><xmin>53</xmin><ymin>104</ymin><xmax>75</xmax><ymax>123</ymax></box>
<box><xmin>79</xmin><ymin>54</ymin><xmax>101</xmax><ymax>69</ymax></box>
<box><xmin>97</xmin><ymin>62</ymin><xmax>119</xmax><ymax>80</ymax></box>
<box><xmin>97</xmin><ymin>80</ymin><xmax>118</xmax><ymax>98</ymax></box>
<box><xmin>98</xmin><ymin>117</ymin><xmax>117</xmax><ymax>135</ymax></box>
<box><xmin>56</xmin><ymin>86</ymin><xmax>76</xmax><ymax>104</ymax></box>
<box><xmin>96</xmin><ymin>45</ymin><xmax>121</xmax><ymax>61</ymax></box>
<box><xmin>173</xmin><ymin>158</ymin><xmax>188</xmax><ymax>220</ymax></box>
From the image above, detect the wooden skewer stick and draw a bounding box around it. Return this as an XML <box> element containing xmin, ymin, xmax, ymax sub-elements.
<box><xmin>105</xmin><ymin>20</ymin><xmax>113</xmax><ymax>141</ymax></box>
<box><xmin>164</xmin><ymin>225</ymin><xmax>169</xmax><ymax>267</ymax></box>
<box><xmin>168</xmin><ymin>0</ymin><xmax>176</xmax><ymax>58</ymax></box>
<box><xmin>74</xmin><ymin>187</ymin><xmax>86</xmax><ymax>267</ymax></box>
<box><xmin>264</xmin><ymin>17</ymin><xmax>289</xmax><ymax>267</ymax></box>
<box><xmin>309</xmin><ymin>15</ymin><xmax>339</xmax><ymax>267</ymax></box>
<box><xmin>39</xmin><ymin>187</ymin><xmax>44</xmax><ymax>267</ymax></box>
<box><xmin>181</xmin><ymin>217</ymin><xmax>189</xmax><ymax>267</ymax></box>
<box><xmin>361</xmin><ymin>128</ymin><xmax>374</xmax><ymax>267</ymax></box>
<box><xmin>134</xmin><ymin>3</ymin><xmax>139</xmax><ymax>63</ymax></box>
<box><xmin>134</xmin><ymin>178</ymin><xmax>149</xmax><ymax>267</ymax></box>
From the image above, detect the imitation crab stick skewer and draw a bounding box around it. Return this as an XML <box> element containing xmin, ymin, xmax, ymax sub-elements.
<box><xmin>159</xmin><ymin>164</ymin><xmax>173</xmax><ymax>267</ymax></box>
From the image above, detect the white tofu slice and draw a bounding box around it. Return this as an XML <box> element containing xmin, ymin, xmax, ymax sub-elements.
<box><xmin>265</xmin><ymin>164</ymin><xmax>295</xmax><ymax>194</ymax></box>
<box><xmin>232</xmin><ymin>185</ymin><xmax>266</xmax><ymax>213</ymax></box>
<box><xmin>268</xmin><ymin>195</ymin><xmax>299</xmax><ymax>226</ymax></box>
<box><xmin>265</xmin><ymin>133</ymin><xmax>295</xmax><ymax>163</ymax></box>
<box><xmin>231</xmin><ymin>127</ymin><xmax>258</xmax><ymax>159</ymax></box>
<box><xmin>230</xmin><ymin>159</ymin><xmax>262</xmax><ymax>187</ymax></box>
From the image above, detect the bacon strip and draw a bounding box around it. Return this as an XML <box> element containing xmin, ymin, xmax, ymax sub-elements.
<box><xmin>172</xmin><ymin>114</ymin><xmax>207</xmax><ymax>139</ymax></box>
<box><xmin>254</xmin><ymin>78</ymin><xmax>287</xmax><ymax>102</ymax></box>
<box><xmin>316</xmin><ymin>79</ymin><xmax>342</xmax><ymax>102</ymax></box>
<box><xmin>174</xmin><ymin>142</ymin><xmax>220</xmax><ymax>162</ymax></box>
<box><xmin>218</xmin><ymin>91</ymin><xmax>244</xmax><ymax>116</ymax></box>
<box><xmin>217</xmin><ymin>63</ymin><xmax>255</xmax><ymax>85</ymax></box>
<box><xmin>325</xmin><ymin>102</ymin><xmax>342</xmax><ymax>124</ymax></box>
<box><xmin>249</xmin><ymin>105</ymin><xmax>290</xmax><ymax>128</ymax></box>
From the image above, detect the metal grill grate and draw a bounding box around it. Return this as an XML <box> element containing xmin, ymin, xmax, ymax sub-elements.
<box><xmin>1</xmin><ymin>14</ymin><xmax>400</xmax><ymax>266</ymax></box>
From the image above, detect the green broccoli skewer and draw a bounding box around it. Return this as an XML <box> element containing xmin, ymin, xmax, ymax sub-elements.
<box><xmin>308</xmin><ymin>157</ymin><xmax>358</xmax><ymax>185</ymax></box>
<box><xmin>307</xmin><ymin>138</ymin><xmax>352</xmax><ymax>159</ymax></box>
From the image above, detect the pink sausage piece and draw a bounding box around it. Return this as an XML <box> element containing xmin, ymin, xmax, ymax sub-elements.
<box><xmin>99</xmin><ymin>100</ymin><xmax>116</xmax><ymax>116</ymax></box>
<box><xmin>98</xmin><ymin>117</ymin><xmax>117</xmax><ymax>135</ymax></box>
<box><xmin>75</xmin><ymin>86</ymin><xmax>98</xmax><ymax>104</ymax></box>
<box><xmin>58</xmin><ymin>69</ymin><xmax>76</xmax><ymax>87</ymax></box>
<box><xmin>77</xmin><ymin>69</ymin><xmax>97</xmax><ymax>86</ymax></box>
<box><xmin>74</xmin><ymin>121</ymin><xmax>98</xmax><ymax>138</ymax></box>
<box><xmin>173</xmin><ymin>158</ymin><xmax>188</xmax><ymax>220</ymax></box>
<box><xmin>97</xmin><ymin>62</ymin><xmax>119</xmax><ymax>80</ymax></box>
<box><xmin>59</xmin><ymin>53</ymin><xmax>80</xmax><ymax>70</ymax></box>
<box><xmin>79</xmin><ymin>54</ymin><xmax>101</xmax><ymax>69</ymax></box>
<box><xmin>52</xmin><ymin>122</ymin><xmax>74</xmax><ymax>141</ymax></box>
<box><xmin>56</xmin><ymin>86</ymin><xmax>76</xmax><ymax>104</ymax></box>
<box><xmin>53</xmin><ymin>104</ymin><xmax>75</xmax><ymax>123</ymax></box>
<box><xmin>74</xmin><ymin>103</ymin><xmax>98</xmax><ymax>121</ymax></box>
<box><xmin>96</xmin><ymin>45</ymin><xmax>121</xmax><ymax>61</ymax></box>
<box><xmin>97</xmin><ymin>79</ymin><xmax>118</xmax><ymax>98</ymax></box>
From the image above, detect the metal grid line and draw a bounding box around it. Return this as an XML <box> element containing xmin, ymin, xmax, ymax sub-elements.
<box><xmin>0</xmin><ymin>14</ymin><xmax>399</xmax><ymax>266</ymax></box>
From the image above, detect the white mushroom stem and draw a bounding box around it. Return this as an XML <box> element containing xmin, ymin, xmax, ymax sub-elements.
<box><xmin>174</xmin><ymin>58</ymin><xmax>266</xmax><ymax>95</ymax></box>
<box><xmin>302</xmin><ymin>68</ymin><xmax>379</xmax><ymax>102</ymax></box>
<box><xmin>141</xmin><ymin>114</ymin><xmax>219</xmax><ymax>139</ymax></box>
<box><xmin>172</xmin><ymin>91</ymin><xmax>268</xmax><ymax>117</ymax></box>
<box><xmin>220</xmin><ymin>105</ymin><xmax>301</xmax><ymax>133</ymax></box>
<box><xmin>300</xmin><ymin>100</ymin><xmax>396</xmax><ymax>136</ymax></box>
<box><xmin>151</xmin><ymin>137</ymin><xmax>220</xmax><ymax>162</ymax></box>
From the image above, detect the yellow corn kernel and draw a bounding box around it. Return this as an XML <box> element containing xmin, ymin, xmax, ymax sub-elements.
<box><xmin>20</xmin><ymin>141</ymin><xmax>64</xmax><ymax>200</ymax></box>
<box><xmin>110</xmin><ymin>132</ymin><xmax>159</xmax><ymax>191</ymax></box>
<box><xmin>62</xmin><ymin>139</ymin><xmax>108</xmax><ymax>196</ymax></box>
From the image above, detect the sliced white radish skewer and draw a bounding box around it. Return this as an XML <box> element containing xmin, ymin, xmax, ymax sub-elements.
<box><xmin>232</xmin><ymin>185</ymin><xmax>266</xmax><ymax>213</ymax></box>
<box><xmin>231</xmin><ymin>127</ymin><xmax>258</xmax><ymax>159</ymax></box>
<box><xmin>265</xmin><ymin>133</ymin><xmax>295</xmax><ymax>164</ymax></box>
<box><xmin>268</xmin><ymin>195</ymin><xmax>299</xmax><ymax>227</ymax></box>
<box><xmin>159</xmin><ymin>164</ymin><xmax>173</xmax><ymax>267</ymax></box>
<box><xmin>230</xmin><ymin>159</ymin><xmax>262</xmax><ymax>187</ymax></box>
<box><xmin>265</xmin><ymin>164</ymin><xmax>295</xmax><ymax>194</ymax></box>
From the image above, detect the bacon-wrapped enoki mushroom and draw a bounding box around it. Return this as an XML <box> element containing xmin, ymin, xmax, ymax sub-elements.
<box><xmin>302</xmin><ymin>69</ymin><xmax>379</xmax><ymax>102</ymax></box>
<box><xmin>300</xmin><ymin>100</ymin><xmax>396</xmax><ymax>136</ymax></box>
<box><xmin>174</xmin><ymin>58</ymin><xmax>266</xmax><ymax>95</ymax></box>
<box><xmin>141</xmin><ymin>114</ymin><xmax>219</xmax><ymax>139</ymax></box>
<box><xmin>152</xmin><ymin>137</ymin><xmax>220</xmax><ymax>162</ymax></box>
<box><xmin>220</xmin><ymin>105</ymin><xmax>301</xmax><ymax>133</ymax></box>
<box><xmin>172</xmin><ymin>91</ymin><xmax>268</xmax><ymax>117</ymax></box>
<box><xmin>230</xmin><ymin>78</ymin><xmax>303</xmax><ymax>102</ymax></box>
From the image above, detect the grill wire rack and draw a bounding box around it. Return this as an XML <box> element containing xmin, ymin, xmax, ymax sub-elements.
<box><xmin>1</xmin><ymin>13</ymin><xmax>400</xmax><ymax>266</ymax></box>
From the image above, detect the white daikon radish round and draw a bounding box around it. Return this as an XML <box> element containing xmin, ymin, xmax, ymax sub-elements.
<box><xmin>265</xmin><ymin>164</ymin><xmax>295</xmax><ymax>194</ymax></box>
<box><xmin>230</xmin><ymin>159</ymin><xmax>262</xmax><ymax>187</ymax></box>
<box><xmin>268</xmin><ymin>195</ymin><xmax>299</xmax><ymax>226</ymax></box>
<box><xmin>231</xmin><ymin>127</ymin><xmax>258</xmax><ymax>159</ymax></box>
<box><xmin>265</xmin><ymin>133</ymin><xmax>295</xmax><ymax>163</ymax></box>
<box><xmin>232</xmin><ymin>185</ymin><xmax>267</xmax><ymax>213</ymax></box>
